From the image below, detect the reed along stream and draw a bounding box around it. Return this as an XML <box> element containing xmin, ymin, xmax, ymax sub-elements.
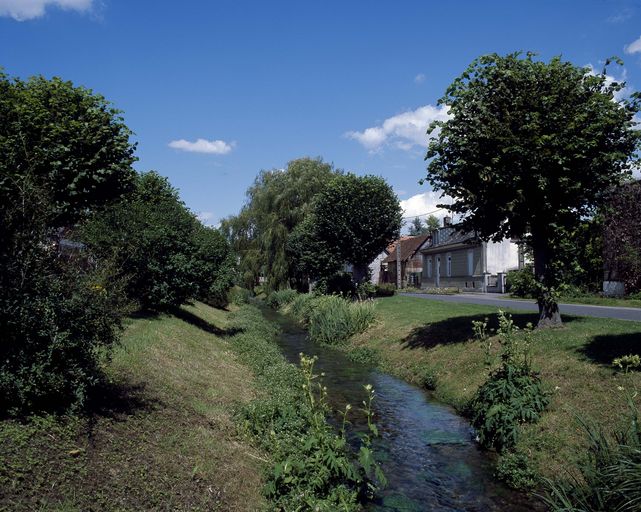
<box><xmin>265</xmin><ymin>309</ymin><xmax>541</xmax><ymax>512</ymax></box>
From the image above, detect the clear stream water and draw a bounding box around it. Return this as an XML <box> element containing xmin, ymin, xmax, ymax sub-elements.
<box><xmin>266</xmin><ymin>309</ymin><xmax>542</xmax><ymax>512</ymax></box>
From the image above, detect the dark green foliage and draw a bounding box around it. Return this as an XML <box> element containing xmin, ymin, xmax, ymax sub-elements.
<box><xmin>425</xmin><ymin>53</ymin><xmax>641</xmax><ymax>326</ymax></box>
<box><xmin>0</xmin><ymin>255</ymin><xmax>129</xmax><ymax>415</ymax></box>
<box><xmin>0</xmin><ymin>71</ymin><xmax>136</xmax><ymax>231</ymax></box>
<box><xmin>314</xmin><ymin>272</ymin><xmax>357</xmax><ymax>298</ymax></box>
<box><xmin>81</xmin><ymin>172</ymin><xmax>234</xmax><ymax>311</ymax></box>
<box><xmin>604</xmin><ymin>180</ymin><xmax>641</xmax><ymax>293</ymax></box>
<box><xmin>470</xmin><ymin>312</ymin><xmax>549</xmax><ymax>452</ymax></box>
<box><xmin>506</xmin><ymin>266</ymin><xmax>538</xmax><ymax>297</ymax></box>
<box><xmin>230</xmin><ymin>305</ymin><xmax>384</xmax><ymax>509</ymax></box>
<box><xmin>375</xmin><ymin>284</ymin><xmax>396</xmax><ymax>297</ymax></box>
<box><xmin>542</xmin><ymin>401</ymin><xmax>641</xmax><ymax>512</ymax></box>
<box><xmin>495</xmin><ymin>451</ymin><xmax>539</xmax><ymax>490</ymax></box>
<box><xmin>296</xmin><ymin>173</ymin><xmax>402</xmax><ymax>283</ymax></box>
<box><xmin>0</xmin><ymin>71</ymin><xmax>136</xmax><ymax>414</ymax></box>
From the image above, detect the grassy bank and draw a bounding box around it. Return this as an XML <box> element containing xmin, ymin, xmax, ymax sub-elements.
<box><xmin>0</xmin><ymin>302</ymin><xmax>265</xmax><ymax>511</ymax></box>
<box><xmin>347</xmin><ymin>295</ymin><xmax>641</xmax><ymax>482</ymax></box>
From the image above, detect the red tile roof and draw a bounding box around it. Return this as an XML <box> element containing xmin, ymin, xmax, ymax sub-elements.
<box><xmin>383</xmin><ymin>234</ymin><xmax>430</xmax><ymax>264</ymax></box>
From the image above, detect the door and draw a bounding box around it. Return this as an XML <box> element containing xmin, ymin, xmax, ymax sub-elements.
<box><xmin>436</xmin><ymin>255</ymin><xmax>441</xmax><ymax>287</ymax></box>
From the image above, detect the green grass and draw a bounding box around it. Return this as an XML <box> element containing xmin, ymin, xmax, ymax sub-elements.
<box><xmin>507</xmin><ymin>293</ymin><xmax>641</xmax><ymax>309</ymax></box>
<box><xmin>0</xmin><ymin>303</ymin><xmax>265</xmax><ymax>511</ymax></box>
<box><xmin>348</xmin><ymin>295</ymin><xmax>641</xmax><ymax>480</ymax></box>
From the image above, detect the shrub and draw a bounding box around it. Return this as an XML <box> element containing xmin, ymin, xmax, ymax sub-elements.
<box><xmin>0</xmin><ymin>254</ymin><xmax>129</xmax><ymax>414</ymax></box>
<box><xmin>506</xmin><ymin>266</ymin><xmax>537</xmax><ymax>297</ymax></box>
<box><xmin>357</xmin><ymin>281</ymin><xmax>377</xmax><ymax>300</ymax></box>
<box><xmin>314</xmin><ymin>272</ymin><xmax>357</xmax><ymax>297</ymax></box>
<box><xmin>495</xmin><ymin>451</ymin><xmax>538</xmax><ymax>490</ymax></box>
<box><xmin>469</xmin><ymin>312</ymin><xmax>549</xmax><ymax>452</ymax></box>
<box><xmin>266</xmin><ymin>289</ymin><xmax>298</xmax><ymax>309</ymax></box>
<box><xmin>375</xmin><ymin>284</ymin><xmax>396</xmax><ymax>297</ymax></box>
<box><xmin>542</xmin><ymin>400</ymin><xmax>641</xmax><ymax>512</ymax></box>
<box><xmin>308</xmin><ymin>296</ymin><xmax>376</xmax><ymax>345</ymax></box>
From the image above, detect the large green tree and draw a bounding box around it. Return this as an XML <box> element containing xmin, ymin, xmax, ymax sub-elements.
<box><xmin>0</xmin><ymin>72</ymin><xmax>136</xmax><ymax>412</ymax></box>
<box><xmin>293</xmin><ymin>173</ymin><xmax>402</xmax><ymax>283</ymax></box>
<box><xmin>81</xmin><ymin>171</ymin><xmax>233</xmax><ymax>311</ymax></box>
<box><xmin>425</xmin><ymin>53</ymin><xmax>640</xmax><ymax>327</ymax></box>
<box><xmin>222</xmin><ymin>157</ymin><xmax>338</xmax><ymax>291</ymax></box>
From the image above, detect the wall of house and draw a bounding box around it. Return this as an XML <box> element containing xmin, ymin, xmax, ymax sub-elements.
<box><xmin>485</xmin><ymin>239</ymin><xmax>520</xmax><ymax>274</ymax></box>
<box><xmin>421</xmin><ymin>246</ymin><xmax>483</xmax><ymax>289</ymax></box>
<box><xmin>368</xmin><ymin>251</ymin><xmax>388</xmax><ymax>284</ymax></box>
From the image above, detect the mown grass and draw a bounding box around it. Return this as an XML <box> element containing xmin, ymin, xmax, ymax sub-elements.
<box><xmin>348</xmin><ymin>295</ymin><xmax>641</xmax><ymax>481</ymax></box>
<box><xmin>507</xmin><ymin>293</ymin><xmax>641</xmax><ymax>309</ymax></box>
<box><xmin>0</xmin><ymin>302</ymin><xmax>265</xmax><ymax>511</ymax></box>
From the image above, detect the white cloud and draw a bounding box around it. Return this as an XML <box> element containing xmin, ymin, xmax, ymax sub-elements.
<box><xmin>196</xmin><ymin>211</ymin><xmax>217</xmax><ymax>226</ymax></box>
<box><xmin>400</xmin><ymin>191</ymin><xmax>452</xmax><ymax>219</ymax></box>
<box><xmin>625</xmin><ymin>35</ymin><xmax>641</xmax><ymax>55</ymax></box>
<box><xmin>0</xmin><ymin>0</ymin><xmax>92</xmax><ymax>20</ymax></box>
<box><xmin>345</xmin><ymin>104</ymin><xmax>450</xmax><ymax>152</ymax></box>
<box><xmin>414</xmin><ymin>73</ymin><xmax>426</xmax><ymax>84</ymax></box>
<box><xmin>168</xmin><ymin>138</ymin><xmax>234</xmax><ymax>155</ymax></box>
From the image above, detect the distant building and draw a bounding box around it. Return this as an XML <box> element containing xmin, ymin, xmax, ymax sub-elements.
<box><xmin>420</xmin><ymin>217</ymin><xmax>523</xmax><ymax>292</ymax></box>
<box><xmin>378</xmin><ymin>234</ymin><xmax>431</xmax><ymax>287</ymax></box>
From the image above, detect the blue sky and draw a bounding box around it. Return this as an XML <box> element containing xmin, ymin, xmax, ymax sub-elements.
<box><xmin>2</xmin><ymin>0</ymin><xmax>641</xmax><ymax>226</ymax></box>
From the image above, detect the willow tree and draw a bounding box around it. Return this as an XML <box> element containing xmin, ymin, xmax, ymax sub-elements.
<box><xmin>425</xmin><ymin>53</ymin><xmax>640</xmax><ymax>327</ymax></box>
<box><xmin>222</xmin><ymin>157</ymin><xmax>338</xmax><ymax>291</ymax></box>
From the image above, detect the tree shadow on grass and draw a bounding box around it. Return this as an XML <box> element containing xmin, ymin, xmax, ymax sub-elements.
<box><xmin>579</xmin><ymin>331</ymin><xmax>641</xmax><ymax>366</ymax></box>
<box><xmin>401</xmin><ymin>312</ymin><xmax>580</xmax><ymax>350</ymax></box>
<box><xmin>87</xmin><ymin>379</ymin><xmax>158</xmax><ymax>420</ymax></box>
<box><xmin>170</xmin><ymin>307</ymin><xmax>243</xmax><ymax>337</ymax></box>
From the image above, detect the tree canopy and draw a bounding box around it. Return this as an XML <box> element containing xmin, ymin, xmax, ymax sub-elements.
<box><xmin>222</xmin><ymin>157</ymin><xmax>338</xmax><ymax>291</ymax></box>
<box><xmin>291</xmin><ymin>173</ymin><xmax>402</xmax><ymax>283</ymax></box>
<box><xmin>425</xmin><ymin>53</ymin><xmax>641</xmax><ymax>327</ymax></box>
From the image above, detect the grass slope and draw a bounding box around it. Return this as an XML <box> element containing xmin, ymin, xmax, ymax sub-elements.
<box><xmin>349</xmin><ymin>295</ymin><xmax>641</xmax><ymax>479</ymax></box>
<box><xmin>0</xmin><ymin>303</ymin><xmax>264</xmax><ymax>511</ymax></box>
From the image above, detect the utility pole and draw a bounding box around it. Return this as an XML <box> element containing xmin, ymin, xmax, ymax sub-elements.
<box><xmin>396</xmin><ymin>238</ymin><xmax>402</xmax><ymax>289</ymax></box>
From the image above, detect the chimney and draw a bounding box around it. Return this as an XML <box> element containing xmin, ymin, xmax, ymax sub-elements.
<box><xmin>443</xmin><ymin>216</ymin><xmax>452</xmax><ymax>227</ymax></box>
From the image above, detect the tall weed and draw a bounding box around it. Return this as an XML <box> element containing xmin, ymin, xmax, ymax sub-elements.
<box><xmin>542</xmin><ymin>399</ymin><xmax>641</xmax><ymax>512</ymax></box>
<box><xmin>229</xmin><ymin>305</ymin><xmax>384</xmax><ymax>509</ymax></box>
<box><xmin>308</xmin><ymin>295</ymin><xmax>376</xmax><ymax>345</ymax></box>
<box><xmin>266</xmin><ymin>289</ymin><xmax>298</xmax><ymax>309</ymax></box>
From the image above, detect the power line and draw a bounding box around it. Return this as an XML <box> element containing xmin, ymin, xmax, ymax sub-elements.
<box><xmin>401</xmin><ymin>207</ymin><xmax>449</xmax><ymax>220</ymax></box>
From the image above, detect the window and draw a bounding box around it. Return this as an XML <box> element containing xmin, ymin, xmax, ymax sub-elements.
<box><xmin>467</xmin><ymin>249</ymin><xmax>474</xmax><ymax>276</ymax></box>
<box><xmin>427</xmin><ymin>257</ymin><xmax>432</xmax><ymax>278</ymax></box>
<box><xmin>446</xmin><ymin>252</ymin><xmax>452</xmax><ymax>277</ymax></box>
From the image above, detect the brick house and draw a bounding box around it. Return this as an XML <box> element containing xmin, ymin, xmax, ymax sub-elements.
<box><xmin>379</xmin><ymin>234</ymin><xmax>431</xmax><ymax>287</ymax></box>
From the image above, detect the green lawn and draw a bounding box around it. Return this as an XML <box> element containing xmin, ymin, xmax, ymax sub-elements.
<box><xmin>0</xmin><ymin>303</ymin><xmax>265</xmax><ymax>512</ymax></box>
<box><xmin>507</xmin><ymin>293</ymin><xmax>641</xmax><ymax>309</ymax></box>
<box><xmin>349</xmin><ymin>295</ymin><xmax>641</xmax><ymax>480</ymax></box>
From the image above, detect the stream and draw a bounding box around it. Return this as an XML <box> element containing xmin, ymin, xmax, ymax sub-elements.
<box><xmin>265</xmin><ymin>309</ymin><xmax>541</xmax><ymax>512</ymax></box>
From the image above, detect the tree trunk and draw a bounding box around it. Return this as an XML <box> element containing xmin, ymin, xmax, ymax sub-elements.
<box><xmin>532</xmin><ymin>238</ymin><xmax>563</xmax><ymax>328</ymax></box>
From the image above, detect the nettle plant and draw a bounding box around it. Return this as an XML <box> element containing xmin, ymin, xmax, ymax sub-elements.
<box><xmin>267</xmin><ymin>354</ymin><xmax>386</xmax><ymax>509</ymax></box>
<box><xmin>470</xmin><ymin>311</ymin><xmax>549</xmax><ymax>453</ymax></box>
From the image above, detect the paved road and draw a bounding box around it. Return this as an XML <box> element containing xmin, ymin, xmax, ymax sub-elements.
<box><xmin>400</xmin><ymin>292</ymin><xmax>641</xmax><ymax>322</ymax></box>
